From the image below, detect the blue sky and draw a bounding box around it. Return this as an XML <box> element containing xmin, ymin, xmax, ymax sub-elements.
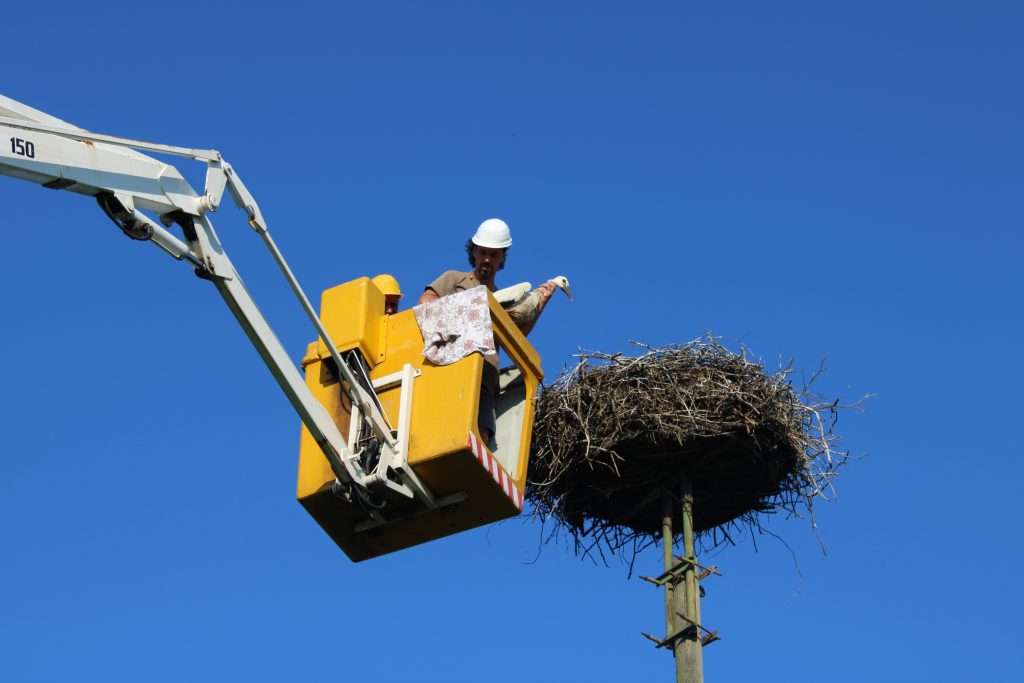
<box><xmin>1</xmin><ymin>2</ymin><xmax>1021</xmax><ymax>681</ymax></box>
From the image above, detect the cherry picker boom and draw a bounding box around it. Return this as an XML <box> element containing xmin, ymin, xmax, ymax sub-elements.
<box><xmin>0</xmin><ymin>94</ymin><xmax>543</xmax><ymax>561</ymax></box>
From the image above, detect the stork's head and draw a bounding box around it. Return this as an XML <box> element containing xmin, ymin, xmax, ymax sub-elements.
<box><xmin>550</xmin><ymin>276</ymin><xmax>573</xmax><ymax>301</ymax></box>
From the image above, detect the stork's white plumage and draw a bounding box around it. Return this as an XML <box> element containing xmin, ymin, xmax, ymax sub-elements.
<box><xmin>494</xmin><ymin>281</ymin><xmax>533</xmax><ymax>307</ymax></box>
<box><xmin>496</xmin><ymin>276</ymin><xmax>572</xmax><ymax>327</ymax></box>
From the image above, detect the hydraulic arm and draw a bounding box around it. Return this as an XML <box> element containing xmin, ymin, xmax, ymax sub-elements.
<box><xmin>0</xmin><ymin>94</ymin><xmax>433</xmax><ymax>516</ymax></box>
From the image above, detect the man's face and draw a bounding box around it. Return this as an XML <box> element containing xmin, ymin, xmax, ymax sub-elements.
<box><xmin>384</xmin><ymin>295</ymin><xmax>400</xmax><ymax>315</ymax></box>
<box><xmin>472</xmin><ymin>245</ymin><xmax>505</xmax><ymax>281</ymax></box>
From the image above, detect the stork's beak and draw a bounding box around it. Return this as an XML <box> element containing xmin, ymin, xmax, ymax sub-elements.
<box><xmin>562</xmin><ymin>283</ymin><xmax>574</xmax><ymax>302</ymax></box>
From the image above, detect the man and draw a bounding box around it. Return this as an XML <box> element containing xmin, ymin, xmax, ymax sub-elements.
<box><xmin>419</xmin><ymin>218</ymin><xmax>556</xmax><ymax>443</ymax></box>
<box><xmin>419</xmin><ymin>218</ymin><xmax>557</xmax><ymax>325</ymax></box>
<box><xmin>371</xmin><ymin>273</ymin><xmax>403</xmax><ymax>315</ymax></box>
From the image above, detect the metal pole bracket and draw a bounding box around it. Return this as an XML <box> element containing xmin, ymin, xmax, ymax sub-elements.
<box><xmin>675</xmin><ymin>611</ymin><xmax>721</xmax><ymax>648</ymax></box>
<box><xmin>642</xmin><ymin>555</ymin><xmax>720</xmax><ymax>587</ymax></box>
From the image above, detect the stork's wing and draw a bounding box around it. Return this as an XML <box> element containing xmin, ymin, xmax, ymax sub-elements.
<box><xmin>494</xmin><ymin>281</ymin><xmax>532</xmax><ymax>307</ymax></box>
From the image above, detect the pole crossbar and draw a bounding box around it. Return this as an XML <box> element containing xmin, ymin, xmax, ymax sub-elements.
<box><xmin>642</xmin><ymin>556</ymin><xmax>722</xmax><ymax>586</ymax></box>
<box><xmin>675</xmin><ymin>555</ymin><xmax>723</xmax><ymax>579</ymax></box>
<box><xmin>697</xmin><ymin>565</ymin><xmax>721</xmax><ymax>581</ymax></box>
<box><xmin>641</xmin><ymin>626</ymin><xmax>698</xmax><ymax>650</ymax></box>
<box><xmin>674</xmin><ymin>611</ymin><xmax>720</xmax><ymax>645</ymax></box>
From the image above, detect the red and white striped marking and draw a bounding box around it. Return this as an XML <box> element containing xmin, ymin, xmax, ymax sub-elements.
<box><xmin>467</xmin><ymin>432</ymin><xmax>523</xmax><ymax>511</ymax></box>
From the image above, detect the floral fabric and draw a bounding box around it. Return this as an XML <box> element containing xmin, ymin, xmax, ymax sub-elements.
<box><xmin>412</xmin><ymin>285</ymin><xmax>497</xmax><ymax>365</ymax></box>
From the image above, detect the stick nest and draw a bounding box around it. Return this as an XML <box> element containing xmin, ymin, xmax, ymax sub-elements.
<box><xmin>526</xmin><ymin>337</ymin><xmax>854</xmax><ymax>561</ymax></box>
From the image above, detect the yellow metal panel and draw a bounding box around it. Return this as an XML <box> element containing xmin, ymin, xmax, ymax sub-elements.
<box><xmin>315</xmin><ymin>277</ymin><xmax>387</xmax><ymax>365</ymax></box>
<box><xmin>296</xmin><ymin>279</ymin><xmax>544</xmax><ymax>562</ymax></box>
<box><xmin>486</xmin><ymin>295</ymin><xmax>542</xmax><ymax>485</ymax></box>
<box><xmin>295</xmin><ymin>349</ymin><xmax>351</xmax><ymax>499</ymax></box>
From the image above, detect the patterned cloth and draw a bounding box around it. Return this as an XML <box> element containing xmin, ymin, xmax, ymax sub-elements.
<box><xmin>412</xmin><ymin>285</ymin><xmax>497</xmax><ymax>365</ymax></box>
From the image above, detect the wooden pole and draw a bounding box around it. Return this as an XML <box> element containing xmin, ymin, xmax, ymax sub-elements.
<box><xmin>655</xmin><ymin>482</ymin><xmax>708</xmax><ymax>683</ymax></box>
<box><xmin>677</xmin><ymin>477</ymin><xmax>704</xmax><ymax>683</ymax></box>
<box><xmin>661</xmin><ymin>490</ymin><xmax>675</xmax><ymax>638</ymax></box>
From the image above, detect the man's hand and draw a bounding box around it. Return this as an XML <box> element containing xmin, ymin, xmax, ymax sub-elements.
<box><xmin>534</xmin><ymin>280</ymin><xmax>558</xmax><ymax>314</ymax></box>
<box><xmin>517</xmin><ymin>281</ymin><xmax>558</xmax><ymax>337</ymax></box>
<box><xmin>536</xmin><ymin>281</ymin><xmax>557</xmax><ymax>302</ymax></box>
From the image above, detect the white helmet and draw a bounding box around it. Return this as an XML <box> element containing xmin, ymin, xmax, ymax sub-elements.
<box><xmin>471</xmin><ymin>218</ymin><xmax>512</xmax><ymax>249</ymax></box>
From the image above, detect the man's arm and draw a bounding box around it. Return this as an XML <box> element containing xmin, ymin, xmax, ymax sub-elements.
<box><xmin>420</xmin><ymin>270</ymin><xmax>461</xmax><ymax>305</ymax></box>
<box><xmin>518</xmin><ymin>281</ymin><xmax>557</xmax><ymax>336</ymax></box>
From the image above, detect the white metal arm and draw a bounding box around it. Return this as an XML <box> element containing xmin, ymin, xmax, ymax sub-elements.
<box><xmin>0</xmin><ymin>95</ymin><xmax>407</xmax><ymax>504</ymax></box>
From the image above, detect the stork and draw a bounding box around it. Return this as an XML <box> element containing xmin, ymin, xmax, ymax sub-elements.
<box><xmin>494</xmin><ymin>276</ymin><xmax>573</xmax><ymax>328</ymax></box>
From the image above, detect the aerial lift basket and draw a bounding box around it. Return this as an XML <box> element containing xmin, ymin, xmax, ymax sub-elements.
<box><xmin>297</xmin><ymin>278</ymin><xmax>543</xmax><ymax>561</ymax></box>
